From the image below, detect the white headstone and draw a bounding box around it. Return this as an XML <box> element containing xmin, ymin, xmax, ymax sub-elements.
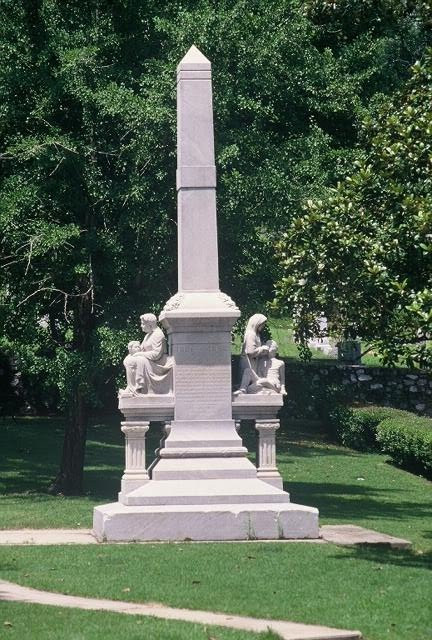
<box><xmin>308</xmin><ymin>315</ymin><xmax>337</xmax><ymax>357</ymax></box>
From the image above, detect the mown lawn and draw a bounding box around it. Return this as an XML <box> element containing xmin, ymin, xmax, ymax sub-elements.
<box><xmin>0</xmin><ymin>603</ymin><xmax>278</xmax><ymax>640</ymax></box>
<box><xmin>0</xmin><ymin>416</ymin><xmax>431</xmax><ymax>640</ymax></box>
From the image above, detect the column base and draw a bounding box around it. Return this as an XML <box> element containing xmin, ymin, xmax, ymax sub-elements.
<box><xmin>119</xmin><ymin>473</ymin><xmax>150</xmax><ymax>500</ymax></box>
<box><xmin>257</xmin><ymin>469</ymin><xmax>284</xmax><ymax>490</ymax></box>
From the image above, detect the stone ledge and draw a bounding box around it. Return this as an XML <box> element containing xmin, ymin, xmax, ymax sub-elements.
<box><xmin>93</xmin><ymin>501</ymin><xmax>319</xmax><ymax>541</ymax></box>
<box><xmin>320</xmin><ymin>525</ymin><xmax>411</xmax><ymax>548</ymax></box>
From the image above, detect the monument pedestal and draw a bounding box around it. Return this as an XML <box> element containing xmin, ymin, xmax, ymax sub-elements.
<box><xmin>92</xmin><ymin>46</ymin><xmax>319</xmax><ymax>542</ymax></box>
<box><xmin>93</xmin><ymin>294</ymin><xmax>318</xmax><ymax>543</ymax></box>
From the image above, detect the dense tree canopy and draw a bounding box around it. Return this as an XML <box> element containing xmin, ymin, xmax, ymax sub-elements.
<box><xmin>0</xmin><ymin>0</ymin><xmax>430</xmax><ymax>491</ymax></box>
<box><xmin>274</xmin><ymin>49</ymin><xmax>432</xmax><ymax>369</ymax></box>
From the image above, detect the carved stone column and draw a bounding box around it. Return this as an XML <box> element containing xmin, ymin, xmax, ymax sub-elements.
<box><xmin>120</xmin><ymin>421</ymin><xmax>150</xmax><ymax>497</ymax></box>
<box><xmin>255</xmin><ymin>419</ymin><xmax>283</xmax><ymax>490</ymax></box>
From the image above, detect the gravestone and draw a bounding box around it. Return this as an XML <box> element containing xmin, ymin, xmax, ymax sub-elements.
<box><xmin>308</xmin><ymin>316</ymin><xmax>337</xmax><ymax>357</ymax></box>
<box><xmin>92</xmin><ymin>46</ymin><xmax>318</xmax><ymax>541</ymax></box>
<box><xmin>337</xmin><ymin>340</ymin><xmax>362</xmax><ymax>364</ymax></box>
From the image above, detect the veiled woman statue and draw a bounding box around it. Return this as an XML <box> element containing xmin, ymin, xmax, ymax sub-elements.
<box><xmin>235</xmin><ymin>313</ymin><xmax>269</xmax><ymax>392</ymax></box>
<box><xmin>120</xmin><ymin>313</ymin><xmax>173</xmax><ymax>396</ymax></box>
<box><xmin>234</xmin><ymin>314</ymin><xmax>287</xmax><ymax>396</ymax></box>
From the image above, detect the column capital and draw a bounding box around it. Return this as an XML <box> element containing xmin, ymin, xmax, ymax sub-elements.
<box><xmin>255</xmin><ymin>420</ymin><xmax>280</xmax><ymax>432</ymax></box>
<box><xmin>121</xmin><ymin>422</ymin><xmax>150</xmax><ymax>437</ymax></box>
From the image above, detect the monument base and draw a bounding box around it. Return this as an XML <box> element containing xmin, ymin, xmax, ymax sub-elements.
<box><xmin>93</xmin><ymin>474</ymin><xmax>318</xmax><ymax>541</ymax></box>
<box><xmin>93</xmin><ymin>500</ymin><xmax>318</xmax><ymax>542</ymax></box>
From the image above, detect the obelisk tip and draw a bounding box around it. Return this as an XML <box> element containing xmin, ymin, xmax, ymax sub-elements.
<box><xmin>178</xmin><ymin>45</ymin><xmax>211</xmax><ymax>71</ymax></box>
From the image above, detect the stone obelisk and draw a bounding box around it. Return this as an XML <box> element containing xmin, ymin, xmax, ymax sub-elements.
<box><xmin>177</xmin><ymin>45</ymin><xmax>219</xmax><ymax>293</ymax></box>
<box><xmin>93</xmin><ymin>46</ymin><xmax>318</xmax><ymax>541</ymax></box>
<box><xmin>158</xmin><ymin>45</ymin><xmax>244</xmax><ymax>460</ymax></box>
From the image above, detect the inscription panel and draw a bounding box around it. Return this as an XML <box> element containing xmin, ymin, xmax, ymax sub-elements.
<box><xmin>173</xmin><ymin>342</ymin><xmax>229</xmax><ymax>366</ymax></box>
<box><xmin>174</xmin><ymin>364</ymin><xmax>232</xmax><ymax>420</ymax></box>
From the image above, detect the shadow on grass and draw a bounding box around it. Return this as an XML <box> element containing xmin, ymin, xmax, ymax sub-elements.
<box><xmin>0</xmin><ymin>417</ymin><xmax>169</xmax><ymax>503</ymax></box>
<box><xmin>2</xmin><ymin>417</ymin><xmax>430</xmax><ymax>525</ymax></box>
<box><xmin>284</xmin><ymin>480</ymin><xmax>432</xmax><ymax>522</ymax></box>
<box><xmin>334</xmin><ymin>545</ymin><xmax>432</xmax><ymax>571</ymax></box>
<box><xmin>240</xmin><ymin>426</ymin><xmax>363</xmax><ymax>466</ymax></box>
<box><xmin>0</xmin><ymin>418</ymin><xmax>125</xmax><ymax>501</ymax></box>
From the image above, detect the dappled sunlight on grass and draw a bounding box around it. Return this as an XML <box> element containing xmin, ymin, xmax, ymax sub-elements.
<box><xmin>0</xmin><ymin>542</ymin><xmax>430</xmax><ymax>640</ymax></box>
<box><xmin>1</xmin><ymin>416</ymin><xmax>431</xmax><ymax>550</ymax></box>
<box><xmin>0</xmin><ymin>417</ymin><xmax>124</xmax><ymax>527</ymax></box>
<box><xmin>1</xmin><ymin>416</ymin><xmax>431</xmax><ymax>639</ymax></box>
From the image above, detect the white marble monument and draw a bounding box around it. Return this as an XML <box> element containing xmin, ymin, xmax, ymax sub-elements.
<box><xmin>93</xmin><ymin>46</ymin><xmax>318</xmax><ymax>541</ymax></box>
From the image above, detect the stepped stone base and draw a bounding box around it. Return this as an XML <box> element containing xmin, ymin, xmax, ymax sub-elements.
<box><xmin>93</xmin><ymin>502</ymin><xmax>318</xmax><ymax>542</ymax></box>
<box><xmin>93</xmin><ymin>476</ymin><xmax>319</xmax><ymax>542</ymax></box>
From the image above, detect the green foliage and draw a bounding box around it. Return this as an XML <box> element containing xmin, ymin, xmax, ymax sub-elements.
<box><xmin>377</xmin><ymin>412</ymin><xmax>432</xmax><ymax>477</ymax></box>
<box><xmin>1</xmin><ymin>1</ymin><xmax>430</xmax><ymax>406</ymax></box>
<box><xmin>327</xmin><ymin>405</ymin><xmax>393</xmax><ymax>451</ymax></box>
<box><xmin>0</xmin><ymin>1</ymin><xmax>177</xmax><ymax>414</ymax></box>
<box><xmin>161</xmin><ymin>0</ymin><xmax>431</xmax><ymax>311</ymax></box>
<box><xmin>327</xmin><ymin>404</ymin><xmax>432</xmax><ymax>477</ymax></box>
<box><xmin>274</xmin><ymin>48</ymin><xmax>432</xmax><ymax>369</ymax></box>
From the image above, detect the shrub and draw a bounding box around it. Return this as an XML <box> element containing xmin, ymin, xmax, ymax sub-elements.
<box><xmin>377</xmin><ymin>414</ymin><xmax>432</xmax><ymax>478</ymax></box>
<box><xmin>327</xmin><ymin>405</ymin><xmax>392</xmax><ymax>451</ymax></box>
<box><xmin>327</xmin><ymin>404</ymin><xmax>432</xmax><ymax>478</ymax></box>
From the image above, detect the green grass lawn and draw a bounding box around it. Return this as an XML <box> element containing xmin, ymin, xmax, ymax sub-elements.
<box><xmin>1</xmin><ymin>542</ymin><xmax>431</xmax><ymax>640</ymax></box>
<box><xmin>0</xmin><ymin>416</ymin><xmax>431</xmax><ymax>640</ymax></box>
<box><xmin>0</xmin><ymin>603</ymin><xmax>278</xmax><ymax>640</ymax></box>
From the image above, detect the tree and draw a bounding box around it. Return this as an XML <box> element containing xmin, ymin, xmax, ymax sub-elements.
<box><xmin>156</xmin><ymin>0</ymin><xmax>432</xmax><ymax>311</ymax></box>
<box><xmin>0</xmin><ymin>1</ymin><xmax>430</xmax><ymax>493</ymax></box>
<box><xmin>0</xmin><ymin>1</ymin><xmax>178</xmax><ymax>493</ymax></box>
<box><xmin>274</xmin><ymin>50</ymin><xmax>432</xmax><ymax>369</ymax></box>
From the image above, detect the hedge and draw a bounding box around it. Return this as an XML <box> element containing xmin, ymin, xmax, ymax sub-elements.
<box><xmin>377</xmin><ymin>414</ymin><xmax>432</xmax><ymax>478</ymax></box>
<box><xmin>327</xmin><ymin>405</ymin><xmax>432</xmax><ymax>478</ymax></box>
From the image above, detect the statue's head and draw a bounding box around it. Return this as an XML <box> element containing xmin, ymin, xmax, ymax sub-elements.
<box><xmin>245</xmin><ymin>313</ymin><xmax>267</xmax><ymax>334</ymax></box>
<box><xmin>140</xmin><ymin>313</ymin><xmax>157</xmax><ymax>333</ymax></box>
<box><xmin>266</xmin><ymin>340</ymin><xmax>278</xmax><ymax>357</ymax></box>
<box><xmin>128</xmin><ymin>340</ymin><xmax>141</xmax><ymax>354</ymax></box>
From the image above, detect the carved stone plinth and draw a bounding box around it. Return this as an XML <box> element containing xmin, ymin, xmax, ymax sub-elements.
<box><xmin>255</xmin><ymin>419</ymin><xmax>283</xmax><ymax>490</ymax></box>
<box><xmin>119</xmin><ymin>422</ymin><xmax>150</xmax><ymax>499</ymax></box>
<box><xmin>118</xmin><ymin>394</ymin><xmax>175</xmax><ymax>422</ymax></box>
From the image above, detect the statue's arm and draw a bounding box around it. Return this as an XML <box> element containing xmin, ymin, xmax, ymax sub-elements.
<box><xmin>244</xmin><ymin>332</ymin><xmax>267</xmax><ymax>358</ymax></box>
<box><xmin>279</xmin><ymin>361</ymin><xmax>287</xmax><ymax>395</ymax></box>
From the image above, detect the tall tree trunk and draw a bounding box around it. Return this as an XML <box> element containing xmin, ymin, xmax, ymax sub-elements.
<box><xmin>49</xmin><ymin>285</ymin><xmax>93</xmax><ymax>495</ymax></box>
<box><xmin>50</xmin><ymin>388</ymin><xmax>89</xmax><ymax>495</ymax></box>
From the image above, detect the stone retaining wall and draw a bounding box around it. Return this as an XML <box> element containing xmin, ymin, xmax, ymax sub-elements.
<box><xmin>232</xmin><ymin>356</ymin><xmax>432</xmax><ymax>419</ymax></box>
<box><xmin>284</xmin><ymin>361</ymin><xmax>432</xmax><ymax>419</ymax></box>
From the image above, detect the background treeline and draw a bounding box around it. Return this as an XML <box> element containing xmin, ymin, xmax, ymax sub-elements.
<box><xmin>1</xmin><ymin>0</ymin><xmax>430</xmax><ymax>492</ymax></box>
